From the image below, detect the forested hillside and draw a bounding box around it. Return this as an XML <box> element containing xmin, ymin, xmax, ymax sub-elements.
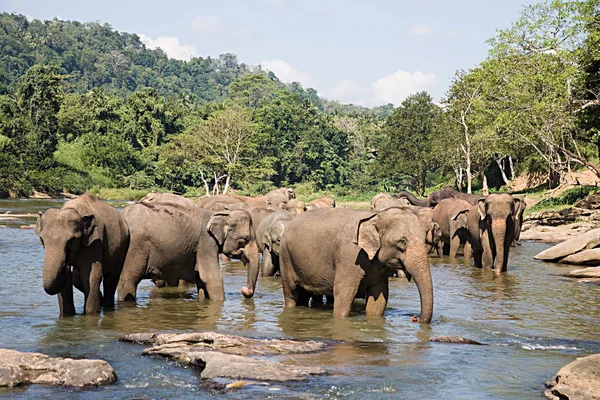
<box><xmin>1</xmin><ymin>1</ymin><xmax>600</xmax><ymax>199</ymax></box>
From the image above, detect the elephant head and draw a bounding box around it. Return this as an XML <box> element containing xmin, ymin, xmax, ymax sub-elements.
<box><xmin>426</xmin><ymin>222</ymin><xmax>442</xmax><ymax>253</ymax></box>
<box><xmin>355</xmin><ymin>208</ymin><xmax>433</xmax><ymax>323</ymax></box>
<box><xmin>478</xmin><ymin>194</ymin><xmax>519</xmax><ymax>273</ymax></box>
<box><xmin>262</xmin><ymin>220</ymin><xmax>286</xmax><ymax>257</ymax></box>
<box><xmin>207</xmin><ymin>209</ymin><xmax>260</xmax><ymax>298</ymax></box>
<box><xmin>35</xmin><ymin>208</ymin><xmax>101</xmax><ymax>295</ymax></box>
<box><xmin>284</xmin><ymin>199</ymin><xmax>306</xmax><ymax>216</ymax></box>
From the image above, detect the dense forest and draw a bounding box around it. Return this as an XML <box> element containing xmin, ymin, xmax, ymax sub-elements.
<box><xmin>1</xmin><ymin>0</ymin><xmax>600</xmax><ymax>198</ymax></box>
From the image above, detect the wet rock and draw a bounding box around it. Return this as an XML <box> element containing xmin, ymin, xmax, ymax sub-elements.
<box><xmin>121</xmin><ymin>331</ymin><xmax>327</xmax><ymax>382</ymax></box>
<box><xmin>429</xmin><ymin>336</ymin><xmax>486</xmax><ymax>345</ymax></box>
<box><xmin>544</xmin><ymin>354</ymin><xmax>600</xmax><ymax>400</ymax></box>
<box><xmin>560</xmin><ymin>248</ymin><xmax>600</xmax><ymax>265</ymax></box>
<box><xmin>0</xmin><ymin>349</ymin><xmax>116</xmax><ymax>387</ymax></box>
<box><xmin>563</xmin><ymin>266</ymin><xmax>600</xmax><ymax>279</ymax></box>
<box><xmin>534</xmin><ymin>228</ymin><xmax>600</xmax><ymax>261</ymax></box>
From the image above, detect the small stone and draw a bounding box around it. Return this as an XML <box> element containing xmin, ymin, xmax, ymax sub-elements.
<box><xmin>429</xmin><ymin>336</ymin><xmax>486</xmax><ymax>345</ymax></box>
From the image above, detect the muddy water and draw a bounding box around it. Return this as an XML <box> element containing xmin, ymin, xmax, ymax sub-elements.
<box><xmin>0</xmin><ymin>200</ymin><xmax>599</xmax><ymax>399</ymax></box>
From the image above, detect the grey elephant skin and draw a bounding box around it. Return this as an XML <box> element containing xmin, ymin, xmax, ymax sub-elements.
<box><xmin>432</xmin><ymin>198</ymin><xmax>472</xmax><ymax>258</ymax></box>
<box><xmin>35</xmin><ymin>193</ymin><xmax>130</xmax><ymax>316</ymax></box>
<box><xmin>454</xmin><ymin>193</ymin><xmax>521</xmax><ymax>273</ymax></box>
<box><xmin>255</xmin><ymin>210</ymin><xmax>294</xmax><ymax>276</ymax></box>
<box><xmin>397</xmin><ymin>186</ymin><xmax>482</xmax><ymax>208</ymax></box>
<box><xmin>117</xmin><ymin>203</ymin><xmax>260</xmax><ymax>301</ymax></box>
<box><xmin>306</xmin><ymin>197</ymin><xmax>335</xmax><ymax>211</ymax></box>
<box><xmin>279</xmin><ymin>208</ymin><xmax>433</xmax><ymax>320</ymax></box>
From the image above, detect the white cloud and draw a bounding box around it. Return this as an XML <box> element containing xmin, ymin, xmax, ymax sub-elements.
<box><xmin>326</xmin><ymin>79</ymin><xmax>362</xmax><ymax>103</ymax></box>
<box><xmin>370</xmin><ymin>70</ymin><xmax>438</xmax><ymax>105</ymax></box>
<box><xmin>260</xmin><ymin>59</ymin><xmax>313</xmax><ymax>87</ymax></box>
<box><xmin>410</xmin><ymin>24</ymin><xmax>434</xmax><ymax>37</ymax></box>
<box><xmin>138</xmin><ymin>34</ymin><xmax>196</xmax><ymax>61</ymax></box>
<box><xmin>191</xmin><ymin>15</ymin><xmax>220</xmax><ymax>32</ymax></box>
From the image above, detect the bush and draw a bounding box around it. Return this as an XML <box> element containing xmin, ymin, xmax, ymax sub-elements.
<box><xmin>530</xmin><ymin>185</ymin><xmax>599</xmax><ymax>212</ymax></box>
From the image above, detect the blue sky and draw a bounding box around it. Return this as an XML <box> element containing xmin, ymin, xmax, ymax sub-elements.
<box><xmin>3</xmin><ymin>0</ymin><xmax>538</xmax><ymax>106</ymax></box>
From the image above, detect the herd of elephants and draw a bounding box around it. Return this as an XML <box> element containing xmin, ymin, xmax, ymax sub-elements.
<box><xmin>34</xmin><ymin>186</ymin><xmax>526</xmax><ymax>323</ymax></box>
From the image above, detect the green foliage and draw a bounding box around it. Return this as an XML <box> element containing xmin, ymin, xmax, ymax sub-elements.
<box><xmin>530</xmin><ymin>185</ymin><xmax>599</xmax><ymax>211</ymax></box>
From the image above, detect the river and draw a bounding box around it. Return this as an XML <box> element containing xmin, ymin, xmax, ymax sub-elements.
<box><xmin>0</xmin><ymin>199</ymin><xmax>599</xmax><ymax>399</ymax></box>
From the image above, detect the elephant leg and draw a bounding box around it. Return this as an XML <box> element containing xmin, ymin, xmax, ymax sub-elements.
<box><xmin>102</xmin><ymin>269</ymin><xmax>120</xmax><ymax>310</ymax></box>
<box><xmin>72</xmin><ymin>266</ymin><xmax>83</xmax><ymax>293</ymax></box>
<box><xmin>365</xmin><ymin>281</ymin><xmax>389</xmax><ymax>318</ymax></box>
<box><xmin>196</xmin><ymin>253</ymin><xmax>225</xmax><ymax>301</ymax></box>
<box><xmin>82</xmin><ymin>260</ymin><xmax>103</xmax><ymax>315</ymax></box>
<box><xmin>219</xmin><ymin>254</ymin><xmax>230</xmax><ymax>263</ymax></box>
<box><xmin>261</xmin><ymin>249</ymin><xmax>275</xmax><ymax>277</ymax></box>
<box><xmin>435</xmin><ymin>241</ymin><xmax>444</xmax><ymax>257</ymax></box>
<box><xmin>194</xmin><ymin>272</ymin><xmax>206</xmax><ymax>301</ymax></box>
<box><xmin>279</xmin><ymin>245</ymin><xmax>300</xmax><ymax>308</ymax></box>
<box><xmin>463</xmin><ymin>241</ymin><xmax>472</xmax><ymax>261</ymax></box>
<box><xmin>178</xmin><ymin>279</ymin><xmax>187</xmax><ymax>287</ymax></box>
<box><xmin>333</xmin><ymin>273</ymin><xmax>361</xmax><ymax>318</ymax></box>
<box><xmin>117</xmin><ymin>246</ymin><xmax>148</xmax><ymax>302</ymax></box>
<box><xmin>58</xmin><ymin>266</ymin><xmax>76</xmax><ymax>317</ymax></box>
<box><xmin>481</xmin><ymin>231</ymin><xmax>494</xmax><ymax>270</ymax></box>
<box><xmin>449</xmin><ymin>234</ymin><xmax>461</xmax><ymax>259</ymax></box>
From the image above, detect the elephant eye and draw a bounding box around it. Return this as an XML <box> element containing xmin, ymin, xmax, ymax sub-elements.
<box><xmin>396</xmin><ymin>237</ymin><xmax>408</xmax><ymax>251</ymax></box>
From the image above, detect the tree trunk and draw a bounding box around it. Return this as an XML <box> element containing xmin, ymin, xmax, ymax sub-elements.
<box><xmin>223</xmin><ymin>172</ymin><xmax>231</xmax><ymax>195</ymax></box>
<box><xmin>481</xmin><ymin>171</ymin><xmax>489</xmax><ymax>196</ymax></box>
<box><xmin>495</xmin><ymin>158</ymin><xmax>510</xmax><ymax>185</ymax></box>
<box><xmin>455</xmin><ymin>167</ymin><xmax>463</xmax><ymax>192</ymax></box>
<box><xmin>508</xmin><ymin>156</ymin><xmax>514</xmax><ymax>180</ymax></box>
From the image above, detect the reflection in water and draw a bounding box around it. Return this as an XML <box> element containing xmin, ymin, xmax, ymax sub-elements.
<box><xmin>1</xmin><ymin>202</ymin><xmax>600</xmax><ymax>399</ymax></box>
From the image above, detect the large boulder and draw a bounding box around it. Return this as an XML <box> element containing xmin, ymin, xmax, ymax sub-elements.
<box><xmin>545</xmin><ymin>354</ymin><xmax>600</xmax><ymax>399</ymax></box>
<box><xmin>534</xmin><ymin>228</ymin><xmax>600</xmax><ymax>261</ymax></box>
<box><xmin>120</xmin><ymin>331</ymin><xmax>327</xmax><ymax>382</ymax></box>
<box><xmin>0</xmin><ymin>349</ymin><xmax>116</xmax><ymax>387</ymax></box>
<box><xmin>560</xmin><ymin>249</ymin><xmax>600</xmax><ymax>265</ymax></box>
<box><xmin>563</xmin><ymin>266</ymin><xmax>600</xmax><ymax>279</ymax></box>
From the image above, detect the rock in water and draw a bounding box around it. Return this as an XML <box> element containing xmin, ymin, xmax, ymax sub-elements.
<box><xmin>0</xmin><ymin>349</ymin><xmax>116</xmax><ymax>387</ymax></box>
<box><xmin>429</xmin><ymin>336</ymin><xmax>486</xmax><ymax>345</ymax></box>
<box><xmin>121</xmin><ymin>331</ymin><xmax>327</xmax><ymax>382</ymax></box>
<box><xmin>545</xmin><ymin>354</ymin><xmax>600</xmax><ymax>399</ymax></box>
<box><xmin>563</xmin><ymin>266</ymin><xmax>600</xmax><ymax>279</ymax></box>
<box><xmin>560</xmin><ymin>248</ymin><xmax>600</xmax><ymax>265</ymax></box>
<box><xmin>534</xmin><ymin>228</ymin><xmax>600</xmax><ymax>261</ymax></box>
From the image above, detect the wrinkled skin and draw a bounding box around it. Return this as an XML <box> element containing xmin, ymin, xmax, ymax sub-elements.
<box><xmin>279</xmin><ymin>208</ymin><xmax>433</xmax><ymax>321</ymax></box>
<box><xmin>374</xmin><ymin>202</ymin><xmax>439</xmax><ymax>254</ymax></box>
<box><xmin>117</xmin><ymin>204</ymin><xmax>260</xmax><ymax>301</ymax></box>
<box><xmin>396</xmin><ymin>189</ymin><xmax>447</xmax><ymax>208</ymax></box>
<box><xmin>266</xmin><ymin>188</ymin><xmax>296</xmax><ymax>208</ymax></box>
<box><xmin>283</xmin><ymin>199</ymin><xmax>306</xmax><ymax>216</ymax></box>
<box><xmin>140</xmin><ymin>192</ymin><xmax>196</xmax><ymax>211</ymax></box>
<box><xmin>432</xmin><ymin>198</ymin><xmax>473</xmax><ymax>258</ymax></box>
<box><xmin>35</xmin><ymin>193</ymin><xmax>130</xmax><ymax>317</ymax></box>
<box><xmin>370</xmin><ymin>193</ymin><xmax>393</xmax><ymax>210</ymax></box>
<box><xmin>306</xmin><ymin>197</ymin><xmax>336</xmax><ymax>211</ymax></box>
<box><xmin>454</xmin><ymin>194</ymin><xmax>521</xmax><ymax>274</ymax></box>
<box><xmin>255</xmin><ymin>210</ymin><xmax>294</xmax><ymax>276</ymax></box>
<box><xmin>197</xmin><ymin>195</ymin><xmax>242</xmax><ymax>211</ymax></box>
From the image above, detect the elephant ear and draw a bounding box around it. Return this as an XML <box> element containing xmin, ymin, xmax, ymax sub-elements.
<box><xmin>513</xmin><ymin>197</ymin><xmax>525</xmax><ymax>218</ymax></box>
<box><xmin>34</xmin><ymin>211</ymin><xmax>44</xmax><ymax>236</ymax></box>
<box><xmin>207</xmin><ymin>212</ymin><xmax>229</xmax><ymax>245</ymax></box>
<box><xmin>81</xmin><ymin>214</ymin><xmax>101</xmax><ymax>247</ymax></box>
<box><xmin>451</xmin><ymin>210</ymin><xmax>469</xmax><ymax>228</ymax></box>
<box><xmin>477</xmin><ymin>198</ymin><xmax>487</xmax><ymax>220</ymax></box>
<box><xmin>354</xmin><ymin>213</ymin><xmax>379</xmax><ymax>260</ymax></box>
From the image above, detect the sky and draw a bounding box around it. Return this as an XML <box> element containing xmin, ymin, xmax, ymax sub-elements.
<box><xmin>3</xmin><ymin>0</ymin><xmax>538</xmax><ymax>107</ymax></box>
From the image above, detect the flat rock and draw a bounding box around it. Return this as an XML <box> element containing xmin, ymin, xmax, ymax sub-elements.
<box><xmin>560</xmin><ymin>248</ymin><xmax>600</xmax><ymax>265</ymax></box>
<box><xmin>520</xmin><ymin>223</ymin><xmax>593</xmax><ymax>243</ymax></box>
<box><xmin>0</xmin><ymin>349</ymin><xmax>116</xmax><ymax>387</ymax></box>
<box><xmin>121</xmin><ymin>331</ymin><xmax>327</xmax><ymax>382</ymax></box>
<box><xmin>545</xmin><ymin>354</ymin><xmax>600</xmax><ymax>399</ymax></box>
<box><xmin>525</xmin><ymin>208</ymin><xmax>595</xmax><ymax>227</ymax></box>
<box><xmin>563</xmin><ymin>267</ymin><xmax>600</xmax><ymax>279</ymax></box>
<box><xmin>429</xmin><ymin>336</ymin><xmax>486</xmax><ymax>345</ymax></box>
<box><xmin>535</xmin><ymin>228</ymin><xmax>600</xmax><ymax>261</ymax></box>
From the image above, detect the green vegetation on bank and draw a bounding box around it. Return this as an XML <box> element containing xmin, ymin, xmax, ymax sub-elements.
<box><xmin>1</xmin><ymin>1</ymin><xmax>600</xmax><ymax>200</ymax></box>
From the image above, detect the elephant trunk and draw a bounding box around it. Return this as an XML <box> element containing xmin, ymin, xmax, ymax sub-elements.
<box><xmin>395</xmin><ymin>191</ymin><xmax>431</xmax><ymax>208</ymax></box>
<box><xmin>404</xmin><ymin>245</ymin><xmax>434</xmax><ymax>323</ymax></box>
<box><xmin>491</xmin><ymin>219</ymin><xmax>508</xmax><ymax>274</ymax></box>
<box><xmin>241</xmin><ymin>239</ymin><xmax>260</xmax><ymax>298</ymax></box>
<box><xmin>42</xmin><ymin>252</ymin><xmax>67</xmax><ymax>295</ymax></box>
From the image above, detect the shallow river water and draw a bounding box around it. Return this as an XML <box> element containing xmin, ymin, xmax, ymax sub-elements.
<box><xmin>0</xmin><ymin>199</ymin><xmax>599</xmax><ymax>399</ymax></box>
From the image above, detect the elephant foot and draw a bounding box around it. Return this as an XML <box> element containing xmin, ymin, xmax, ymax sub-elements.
<box><xmin>241</xmin><ymin>286</ymin><xmax>254</xmax><ymax>298</ymax></box>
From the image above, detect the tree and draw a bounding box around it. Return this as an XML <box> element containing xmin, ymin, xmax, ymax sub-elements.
<box><xmin>375</xmin><ymin>92</ymin><xmax>441</xmax><ymax>195</ymax></box>
<box><xmin>228</xmin><ymin>73</ymin><xmax>278</xmax><ymax>109</ymax></box>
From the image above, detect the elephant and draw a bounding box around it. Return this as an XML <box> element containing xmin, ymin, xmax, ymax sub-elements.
<box><xmin>279</xmin><ymin>207</ymin><xmax>433</xmax><ymax>320</ymax></box>
<box><xmin>35</xmin><ymin>193</ymin><xmax>130</xmax><ymax>316</ymax></box>
<box><xmin>512</xmin><ymin>196</ymin><xmax>527</xmax><ymax>246</ymax></box>
<box><xmin>225</xmin><ymin>202</ymin><xmax>281</xmax><ymax>232</ymax></box>
<box><xmin>395</xmin><ymin>189</ymin><xmax>448</xmax><ymax>208</ymax></box>
<box><xmin>283</xmin><ymin>199</ymin><xmax>306</xmax><ymax>216</ymax></box>
<box><xmin>432</xmin><ymin>198</ymin><xmax>473</xmax><ymax>258</ymax></box>
<box><xmin>117</xmin><ymin>203</ymin><xmax>260</xmax><ymax>301</ymax></box>
<box><xmin>306</xmin><ymin>197</ymin><xmax>336</xmax><ymax>211</ymax></box>
<box><xmin>370</xmin><ymin>193</ymin><xmax>393</xmax><ymax>209</ymax></box>
<box><xmin>140</xmin><ymin>192</ymin><xmax>196</xmax><ymax>211</ymax></box>
<box><xmin>452</xmin><ymin>193</ymin><xmax>522</xmax><ymax>273</ymax></box>
<box><xmin>374</xmin><ymin>201</ymin><xmax>440</xmax><ymax>254</ymax></box>
<box><xmin>438</xmin><ymin>186</ymin><xmax>482</xmax><ymax>206</ymax></box>
<box><xmin>255</xmin><ymin>210</ymin><xmax>294</xmax><ymax>276</ymax></box>
<box><xmin>197</xmin><ymin>194</ymin><xmax>242</xmax><ymax>211</ymax></box>
<box><xmin>266</xmin><ymin>188</ymin><xmax>296</xmax><ymax>208</ymax></box>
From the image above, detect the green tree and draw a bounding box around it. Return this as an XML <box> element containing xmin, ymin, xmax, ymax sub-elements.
<box><xmin>228</xmin><ymin>73</ymin><xmax>278</xmax><ymax>109</ymax></box>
